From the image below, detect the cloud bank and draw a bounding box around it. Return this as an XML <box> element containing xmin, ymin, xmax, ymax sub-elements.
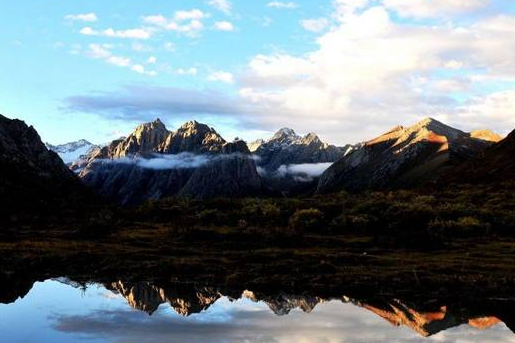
<box><xmin>94</xmin><ymin>152</ymin><xmax>257</xmax><ymax>171</ymax></box>
<box><xmin>113</xmin><ymin>153</ymin><xmax>211</xmax><ymax>170</ymax></box>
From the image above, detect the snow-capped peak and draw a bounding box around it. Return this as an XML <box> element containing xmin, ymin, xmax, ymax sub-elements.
<box><xmin>46</xmin><ymin>139</ymin><xmax>98</xmax><ymax>164</ymax></box>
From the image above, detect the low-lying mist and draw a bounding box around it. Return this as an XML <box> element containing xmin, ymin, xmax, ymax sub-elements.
<box><xmin>257</xmin><ymin>162</ymin><xmax>333</xmax><ymax>182</ymax></box>
<box><xmin>93</xmin><ymin>153</ymin><xmax>257</xmax><ymax>171</ymax></box>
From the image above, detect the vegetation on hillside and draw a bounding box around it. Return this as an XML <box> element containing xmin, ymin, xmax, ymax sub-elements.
<box><xmin>126</xmin><ymin>182</ymin><xmax>515</xmax><ymax>249</ymax></box>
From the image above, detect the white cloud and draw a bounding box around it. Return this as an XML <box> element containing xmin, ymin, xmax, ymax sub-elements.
<box><xmin>444</xmin><ymin>60</ymin><xmax>464</xmax><ymax>69</ymax></box>
<box><xmin>164</xmin><ymin>42</ymin><xmax>176</xmax><ymax>52</ymax></box>
<box><xmin>85</xmin><ymin>44</ymin><xmax>156</xmax><ymax>76</ymax></box>
<box><xmin>65</xmin><ymin>13</ymin><xmax>97</xmax><ymax>22</ymax></box>
<box><xmin>383</xmin><ymin>0</ymin><xmax>487</xmax><ymax>18</ymax></box>
<box><xmin>105</xmin><ymin>153</ymin><xmax>212</xmax><ymax>170</ymax></box>
<box><xmin>301</xmin><ymin>18</ymin><xmax>330</xmax><ymax>32</ymax></box>
<box><xmin>260</xmin><ymin>163</ymin><xmax>333</xmax><ymax>181</ymax></box>
<box><xmin>143</xmin><ymin>11</ymin><xmax>206</xmax><ymax>36</ymax></box>
<box><xmin>80</xmin><ymin>27</ymin><xmax>153</xmax><ymax>39</ymax></box>
<box><xmin>333</xmin><ymin>0</ymin><xmax>372</xmax><ymax>19</ymax></box>
<box><xmin>262</xmin><ymin>17</ymin><xmax>273</xmax><ymax>27</ymax></box>
<box><xmin>131</xmin><ymin>64</ymin><xmax>146</xmax><ymax>74</ymax></box>
<box><xmin>208</xmin><ymin>71</ymin><xmax>234</xmax><ymax>83</ymax></box>
<box><xmin>177</xmin><ymin>67</ymin><xmax>198</xmax><ymax>75</ymax></box>
<box><xmin>86</xmin><ymin>44</ymin><xmax>112</xmax><ymax>59</ymax></box>
<box><xmin>132</xmin><ymin>43</ymin><xmax>152</xmax><ymax>52</ymax></box>
<box><xmin>208</xmin><ymin>0</ymin><xmax>232</xmax><ymax>15</ymax></box>
<box><xmin>267</xmin><ymin>2</ymin><xmax>298</xmax><ymax>9</ymax></box>
<box><xmin>237</xmin><ymin>6</ymin><xmax>515</xmax><ymax>143</ymax></box>
<box><xmin>147</xmin><ymin>56</ymin><xmax>157</xmax><ymax>64</ymax></box>
<box><xmin>458</xmin><ymin>90</ymin><xmax>515</xmax><ymax>131</ymax></box>
<box><xmin>108</xmin><ymin>56</ymin><xmax>131</xmax><ymax>67</ymax></box>
<box><xmin>214</xmin><ymin>21</ymin><xmax>235</xmax><ymax>31</ymax></box>
<box><xmin>69</xmin><ymin>44</ymin><xmax>82</xmax><ymax>55</ymax></box>
<box><xmin>174</xmin><ymin>9</ymin><xmax>207</xmax><ymax>21</ymax></box>
<box><xmin>278</xmin><ymin>163</ymin><xmax>333</xmax><ymax>177</ymax></box>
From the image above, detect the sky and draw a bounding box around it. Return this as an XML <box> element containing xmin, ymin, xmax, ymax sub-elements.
<box><xmin>1</xmin><ymin>0</ymin><xmax>515</xmax><ymax>145</ymax></box>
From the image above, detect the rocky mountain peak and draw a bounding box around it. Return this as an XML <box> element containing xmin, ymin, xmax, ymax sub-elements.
<box><xmin>180</xmin><ymin>120</ymin><xmax>201</xmax><ymax>129</ymax></box>
<box><xmin>109</xmin><ymin>119</ymin><xmax>169</xmax><ymax>158</ymax></box>
<box><xmin>301</xmin><ymin>133</ymin><xmax>322</xmax><ymax>145</ymax></box>
<box><xmin>368</xmin><ymin>117</ymin><xmax>465</xmax><ymax>148</ymax></box>
<box><xmin>159</xmin><ymin>121</ymin><xmax>226</xmax><ymax>154</ymax></box>
<box><xmin>248</xmin><ymin>139</ymin><xmax>265</xmax><ymax>152</ymax></box>
<box><xmin>221</xmin><ymin>139</ymin><xmax>251</xmax><ymax>155</ymax></box>
<box><xmin>176</xmin><ymin>120</ymin><xmax>213</xmax><ymax>136</ymax></box>
<box><xmin>134</xmin><ymin>119</ymin><xmax>168</xmax><ymax>138</ymax></box>
<box><xmin>317</xmin><ymin>118</ymin><xmax>499</xmax><ymax>194</ymax></box>
<box><xmin>412</xmin><ymin>117</ymin><xmax>463</xmax><ymax>138</ymax></box>
<box><xmin>470</xmin><ymin>129</ymin><xmax>503</xmax><ymax>143</ymax></box>
<box><xmin>270</xmin><ymin>128</ymin><xmax>300</xmax><ymax>143</ymax></box>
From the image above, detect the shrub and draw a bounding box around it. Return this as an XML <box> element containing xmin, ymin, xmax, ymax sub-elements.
<box><xmin>428</xmin><ymin>216</ymin><xmax>489</xmax><ymax>237</ymax></box>
<box><xmin>260</xmin><ymin>201</ymin><xmax>281</xmax><ymax>220</ymax></box>
<box><xmin>196</xmin><ymin>209</ymin><xmax>230</xmax><ymax>225</ymax></box>
<box><xmin>288</xmin><ymin>208</ymin><xmax>324</xmax><ymax>234</ymax></box>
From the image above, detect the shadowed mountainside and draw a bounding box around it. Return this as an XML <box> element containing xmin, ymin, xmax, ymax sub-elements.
<box><xmin>0</xmin><ymin>114</ymin><xmax>93</xmax><ymax>225</ymax></box>
<box><xmin>444</xmin><ymin>129</ymin><xmax>515</xmax><ymax>184</ymax></box>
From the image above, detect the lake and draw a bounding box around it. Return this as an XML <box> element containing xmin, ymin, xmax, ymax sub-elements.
<box><xmin>1</xmin><ymin>279</ymin><xmax>514</xmax><ymax>343</ymax></box>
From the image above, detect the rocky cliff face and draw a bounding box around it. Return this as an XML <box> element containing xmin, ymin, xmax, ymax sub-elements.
<box><xmin>317</xmin><ymin>118</ymin><xmax>500</xmax><ymax>194</ymax></box>
<box><xmin>0</xmin><ymin>114</ymin><xmax>86</xmax><ymax>223</ymax></box>
<box><xmin>179</xmin><ymin>154</ymin><xmax>262</xmax><ymax>200</ymax></box>
<box><xmin>79</xmin><ymin>119</ymin><xmax>262</xmax><ymax>204</ymax></box>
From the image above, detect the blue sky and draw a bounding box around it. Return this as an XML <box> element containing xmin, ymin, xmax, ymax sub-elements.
<box><xmin>1</xmin><ymin>0</ymin><xmax>514</xmax><ymax>145</ymax></box>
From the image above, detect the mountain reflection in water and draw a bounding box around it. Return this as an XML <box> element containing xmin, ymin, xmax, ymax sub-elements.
<box><xmin>0</xmin><ymin>279</ymin><xmax>514</xmax><ymax>343</ymax></box>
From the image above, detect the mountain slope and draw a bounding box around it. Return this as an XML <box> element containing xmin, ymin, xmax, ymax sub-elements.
<box><xmin>0</xmin><ymin>114</ymin><xmax>87</xmax><ymax>224</ymax></box>
<box><xmin>317</xmin><ymin>118</ymin><xmax>500</xmax><ymax>193</ymax></box>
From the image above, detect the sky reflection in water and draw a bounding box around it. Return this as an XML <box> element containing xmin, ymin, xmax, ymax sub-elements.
<box><xmin>0</xmin><ymin>280</ymin><xmax>514</xmax><ymax>343</ymax></box>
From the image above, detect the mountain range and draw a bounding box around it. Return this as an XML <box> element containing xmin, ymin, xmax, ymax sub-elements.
<box><xmin>1</xmin><ymin>113</ymin><xmax>514</xmax><ymax>207</ymax></box>
<box><xmin>71</xmin><ymin>119</ymin><xmax>348</xmax><ymax>204</ymax></box>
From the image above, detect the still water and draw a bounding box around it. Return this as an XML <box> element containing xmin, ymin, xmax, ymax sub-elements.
<box><xmin>0</xmin><ymin>279</ymin><xmax>514</xmax><ymax>343</ymax></box>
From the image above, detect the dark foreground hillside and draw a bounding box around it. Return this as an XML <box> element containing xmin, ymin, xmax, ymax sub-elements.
<box><xmin>0</xmin><ymin>114</ymin><xmax>108</xmax><ymax>228</ymax></box>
